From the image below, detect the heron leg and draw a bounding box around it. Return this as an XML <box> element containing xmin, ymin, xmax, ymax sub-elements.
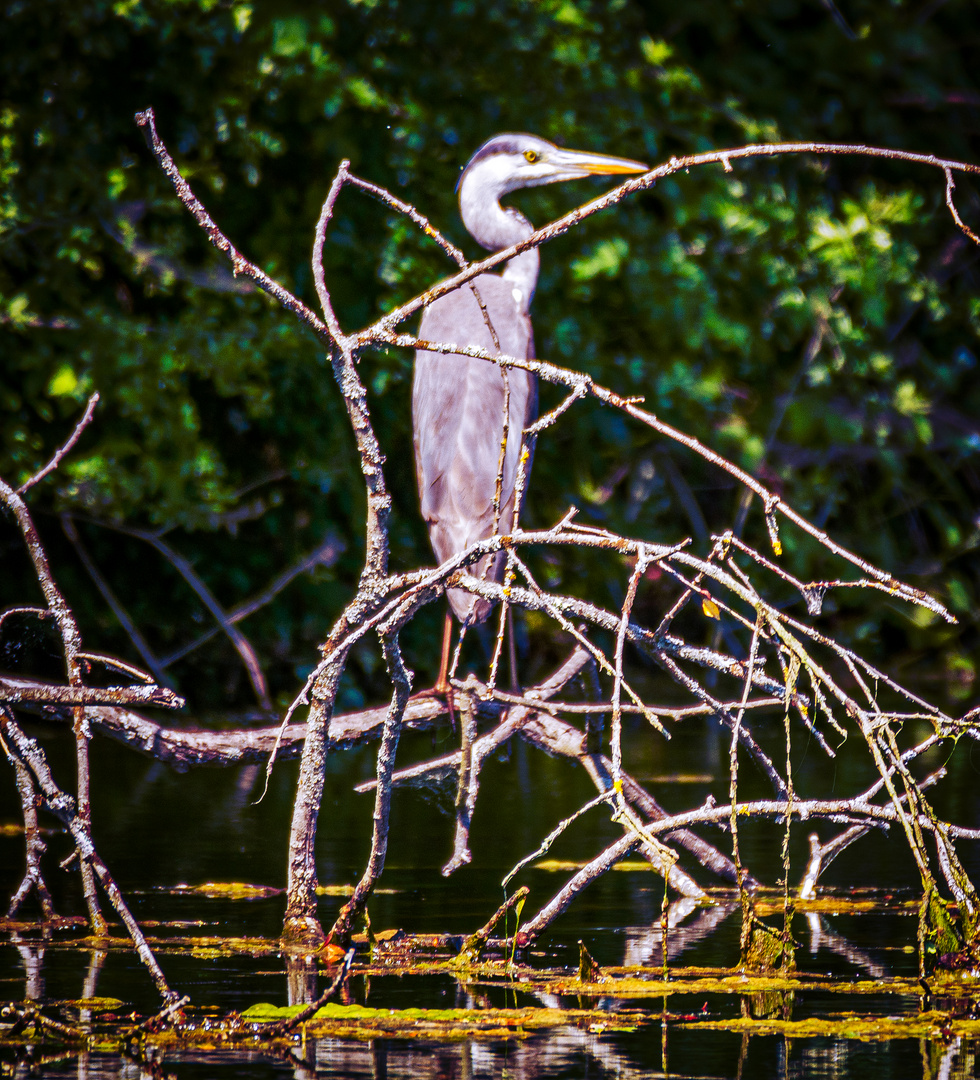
<box><xmin>434</xmin><ymin>611</ymin><xmax>458</xmax><ymax>732</ymax></box>
<box><xmin>434</xmin><ymin>611</ymin><xmax>453</xmax><ymax>694</ymax></box>
<box><xmin>507</xmin><ymin>607</ymin><xmax>520</xmax><ymax>694</ymax></box>
<box><xmin>411</xmin><ymin>611</ymin><xmax>458</xmax><ymax>733</ymax></box>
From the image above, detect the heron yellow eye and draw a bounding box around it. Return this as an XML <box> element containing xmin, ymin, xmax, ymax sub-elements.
<box><xmin>523</xmin><ymin>149</ymin><xmax>539</xmax><ymax>163</ymax></box>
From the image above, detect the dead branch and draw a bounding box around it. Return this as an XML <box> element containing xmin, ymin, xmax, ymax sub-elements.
<box><xmin>131</xmin><ymin>106</ymin><xmax>980</xmax><ymax>964</ymax></box>
<box><xmin>0</xmin><ymin>676</ymin><xmax>183</xmax><ymax>708</ymax></box>
<box><xmin>0</xmin><ymin>710</ymin><xmax>178</xmax><ymax>1004</ymax></box>
<box><xmin>61</xmin><ymin>514</ymin><xmax>170</xmax><ymax>688</ymax></box>
<box><xmin>515</xmin><ymin>833</ymin><xmax>640</xmax><ymax>947</ymax></box>
<box><xmin>16</xmin><ymin>393</ymin><xmax>100</xmax><ymax>496</ymax></box>
<box><xmin>0</xmin><ymin>475</ymin><xmax>104</xmax><ymax>930</ymax></box>
<box><xmin>5</xmin><ymin>758</ymin><xmax>54</xmax><ymax>920</ymax></box>
<box><xmin>134</xmin><ymin>110</ymin><xmax>327</xmax><ymax>338</ymax></box>
<box><xmin>11</xmin><ymin>691</ymin><xmax>443</xmax><ymax>769</ymax></box>
<box><xmin>158</xmin><ymin>530</ymin><xmax>344</xmax><ymax>667</ymax></box>
<box><xmin>94</xmin><ymin>523</ymin><xmax>272</xmax><ymax>712</ymax></box>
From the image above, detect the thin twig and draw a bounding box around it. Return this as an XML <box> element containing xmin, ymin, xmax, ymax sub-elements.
<box><xmin>61</xmin><ymin>514</ymin><xmax>170</xmax><ymax>687</ymax></box>
<box><xmin>135</xmin><ymin>109</ymin><xmax>328</xmax><ymax>340</ymax></box>
<box><xmin>0</xmin><ymin>711</ymin><xmax>178</xmax><ymax>1003</ymax></box>
<box><xmin>359</xmin><ymin>140</ymin><xmax>980</xmax><ymax>346</ymax></box>
<box><xmin>502</xmin><ymin>791</ymin><xmax>616</xmax><ymax>889</ymax></box>
<box><xmin>0</xmin><ymin>477</ymin><xmax>106</xmax><ymax>932</ymax></box>
<box><xmin>943</xmin><ymin>166</ymin><xmax>980</xmax><ymax>246</ymax></box>
<box><xmin>159</xmin><ymin>531</ymin><xmax>344</xmax><ymax>667</ymax></box>
<box><xmin>16</xmin><ymin>393</ymin><xmax>100</xmax><ymax>495</ymax></box>
<box><xmin>268</xmin><ymin>949</ymin><xmax>355</xmax><ymax>1035</ymax></box>
<box><xmin>93</xmin><ymin>522</ymin><xmax>272</xmax><ymax>711</ymax></box>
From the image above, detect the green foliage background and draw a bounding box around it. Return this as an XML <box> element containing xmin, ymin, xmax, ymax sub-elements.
<box><xmin>1</xmin><ymin>0</ymin><xmax>978</xmax><ymax>712</ymax></box>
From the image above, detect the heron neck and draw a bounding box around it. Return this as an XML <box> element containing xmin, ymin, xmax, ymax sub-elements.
<box><xmin>459</xmin><ymin>179</ymin><xmax>540</xmax><ymax>311</ymax></box>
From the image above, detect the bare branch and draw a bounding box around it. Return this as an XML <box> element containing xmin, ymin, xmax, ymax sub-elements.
<box><xmin>0</xmin><ymin>709</ymin><xmax>178</xmax><ymax>1004</ymax></box>
<box><xmin>0</xmin><ymin>476</ymin><xmax>105</xmax><ymax>929</ymax></box>
<box><xmin>133</xmin><ymin>106</ymin><xmax>980</xmax><ymax>962</ymax></box>
<box><xmin>94</xmin><ymin>521</ymin><xmax>272</xmax><ymax>712</ymax></box>
<box><xmin>159</xmin><ymin>531</ymin><xmax>344</xmax><ymax>667</ymax></box>
<box><xmin>395</xmin><ymin>332</ymin><xmax>954</xmax><ymax>623</ymax></box>
<box><xmin>943</xmin><ymin>165</ymin><xmax>980</xmax><ymax>246</ymax></box>
<box><xmin>358</xmin><ymin>140</ymin><xmax>980</xmax><ymax>346</ymax></box>
<box><xmin>16</xmin><ymin>393</ymin><xmax>100</xmax><ymax>495</ymax></box>
<box><xmin>0</xmin><ymin>675</ymin><xmax>183</xmax><ymax>708</ymax></box>
<box><xmin>134</xmin><ymin>108</ymin><xmax>329</xmax><ymax>339</ymax></box>
<box><xmin>61</xmin><ymin>513</ymin><xmax>170</xmax><ymax>688</ymax></box>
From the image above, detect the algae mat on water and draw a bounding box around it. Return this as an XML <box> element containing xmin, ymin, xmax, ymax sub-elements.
<box><xmin>232</xmin><ymin>1001</ymin><xmax>645</xmax><ymax>1040</ymax></box>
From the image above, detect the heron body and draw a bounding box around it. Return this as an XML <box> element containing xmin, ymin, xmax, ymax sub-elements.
<box><xmin>414</xmin><ymin>274</ymin><xmax>536</xmax><ymax>623</ymax></box>
<box><xmin>413</xmin><ymin>134</ymin><xmax>647</xmax><ymax>632</ymax></box>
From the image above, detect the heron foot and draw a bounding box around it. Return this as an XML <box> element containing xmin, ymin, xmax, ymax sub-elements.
<box><xmin>410</xmin><ymin>682</ymin><xmax>457</xmax><ymax>734</ymax></box>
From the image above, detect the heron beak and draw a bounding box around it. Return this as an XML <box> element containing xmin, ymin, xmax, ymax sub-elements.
<box><xmin>552</xmin><ymin>147</ymin><xmax>649</xmax><ymax>177</ymax></box>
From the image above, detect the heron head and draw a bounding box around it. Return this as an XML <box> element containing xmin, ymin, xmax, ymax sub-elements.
<box><xmin>457</xmin><ymin>133</ymin><xmax>648</xmax><ymax>197</ymax></box>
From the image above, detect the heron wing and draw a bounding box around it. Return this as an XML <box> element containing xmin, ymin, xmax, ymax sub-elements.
<box><xmin>413</xmin><ymin>273</ymin><xmax>537</xmax><ymax>622</ymax></box>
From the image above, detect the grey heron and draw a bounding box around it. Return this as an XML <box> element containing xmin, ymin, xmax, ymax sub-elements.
<box><xmin>413</xmin><ymin>133</ymin><xmax>648</xmax><ymax>695</ymax></box>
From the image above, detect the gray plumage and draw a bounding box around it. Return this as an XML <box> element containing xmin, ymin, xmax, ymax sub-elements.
<box><xmin>413</xmin><ymin>134</ymin><xmax>647</xmax><ymax>624</ymax></box>
<box><xmin>414</xmin><ymin>274</ymin><xmax>537</xmax><ymax>622</ymax></box>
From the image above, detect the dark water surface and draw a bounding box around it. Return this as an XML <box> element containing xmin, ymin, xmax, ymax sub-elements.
<box><xmin>2</xmin><ymin>713</ymin><xmax>980</xmax><ymax>1077</ymax></box>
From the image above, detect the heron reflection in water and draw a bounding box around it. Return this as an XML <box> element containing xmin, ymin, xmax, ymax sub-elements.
<box><xmin>413</xmin><ymin>133</ymin><xmax>648</xmax><ymax>699</ymax></box>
